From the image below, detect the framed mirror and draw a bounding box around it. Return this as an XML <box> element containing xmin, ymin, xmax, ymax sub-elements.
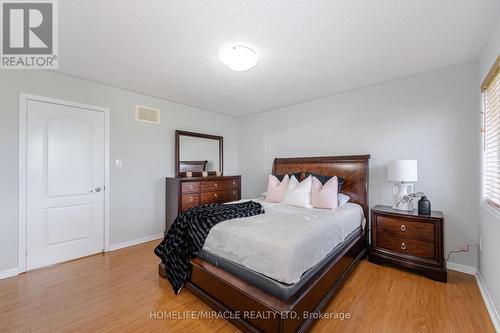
<box><xmin>175</xmin><ymin>130</ymin><xmax>223</xmax><ymax>177</ymax></box>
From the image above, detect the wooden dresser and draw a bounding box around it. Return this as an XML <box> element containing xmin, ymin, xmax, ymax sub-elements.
<box><xmin>369</xmin><ymin>205</ymin><xmax>447</xmax><ymax>282</ymax></box>
<box><xmin>165</xmin><ymin>175</ymin><xmax>241</xmax><ymax>230</ymax></box>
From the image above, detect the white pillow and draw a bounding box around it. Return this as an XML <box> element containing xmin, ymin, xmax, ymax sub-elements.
<box><xmin>282</xmin><ymin>175</ymin><xmax>313</xmax><ymax>208</ymax></box>
<box><xmin>338</xmin><ymin>193</ymin><xmax>350</xmax><ymax>206</ymax></box>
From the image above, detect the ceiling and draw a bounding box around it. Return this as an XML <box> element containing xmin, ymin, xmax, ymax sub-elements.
<box><xmin>58</xmin><ymin>0</ymin><xmax>500</xmax><ymax>117</ymax></box>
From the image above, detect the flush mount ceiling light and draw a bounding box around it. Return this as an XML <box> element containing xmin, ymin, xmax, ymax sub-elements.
<box><xmin>219</xmin><ymin>45</ymin><xmax>258</xmax><ymax>72</ymax></box>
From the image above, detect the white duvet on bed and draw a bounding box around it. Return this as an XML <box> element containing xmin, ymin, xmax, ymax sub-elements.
<box><xmin>202</xmin><ymin>199</ymin><xmax>365</xmax><ymax>284</ymax></box>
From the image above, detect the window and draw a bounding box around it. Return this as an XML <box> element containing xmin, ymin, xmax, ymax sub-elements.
<box><xmin>482</xmin><ymin>56</ymin><xmax>500</xmax><ymax>209</ymax></box>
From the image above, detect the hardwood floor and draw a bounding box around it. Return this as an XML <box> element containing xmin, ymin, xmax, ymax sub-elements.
<box><xmin>0</xmin><ymin>240</ymin><xmax>494</xmax><ymax>333</ymax></box>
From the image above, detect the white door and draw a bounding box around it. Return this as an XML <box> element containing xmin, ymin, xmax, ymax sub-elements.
<box><xmin>27</xmin><ymin>100</ymin><xmax>105</xmax><ymax>270</ymax></box>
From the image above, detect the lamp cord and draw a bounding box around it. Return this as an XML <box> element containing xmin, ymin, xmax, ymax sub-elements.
<box><xmin>445</xmin><ymin>244</ymin><xmax>479</xmax><ymax>264</ymax></box>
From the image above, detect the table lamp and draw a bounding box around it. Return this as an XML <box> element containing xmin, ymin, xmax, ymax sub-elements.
<box><xmin>387</xmin><ymin>160</ymin><xmax>418</xmax><ymax>211</ymax></box>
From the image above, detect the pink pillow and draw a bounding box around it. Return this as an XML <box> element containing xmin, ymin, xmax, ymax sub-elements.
<box><xmin>264</xmin><ymin>175</ymin><xmax>289</xmax><ymax>203</ymax></box>
<box><xmin>311</xmin><ymin>176</ymin><xmax>338</xmax><ymax>209</ymax></box>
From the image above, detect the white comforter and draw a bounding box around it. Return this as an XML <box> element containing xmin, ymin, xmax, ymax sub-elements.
<box><xmin>202</xmin><ymin>199</ymin><xmax>365</xmax><ymax>284</ymax></box>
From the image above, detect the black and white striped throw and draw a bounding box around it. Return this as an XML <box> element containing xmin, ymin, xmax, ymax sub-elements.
<box><xmin>154</xmin><ymin>201</ymin><xmax>265</xmax><ymax>294</ymax></box>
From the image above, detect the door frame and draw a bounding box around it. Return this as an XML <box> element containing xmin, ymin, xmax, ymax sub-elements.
<box><xmin>18</xmin><ymin>93</ymin><xmax>110</xmax><ymax>273</ymax></box>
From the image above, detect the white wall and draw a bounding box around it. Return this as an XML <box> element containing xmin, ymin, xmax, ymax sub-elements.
<box><xmin>0</xmin><ymin>70</ymin><xmax>239</xmax><ymax>272</ymax></box>
<box><xmin>478</xmin><ymin>17</ymin><xmax>500</xmax><ymax>324</ymax></box>
<box><xmin>239</xmin><ymin>63</ymin><xmax>480</xmax><ymax>268</ymax></box>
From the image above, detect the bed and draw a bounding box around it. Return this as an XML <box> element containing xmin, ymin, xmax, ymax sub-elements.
<box><xmin>159</xmin><ymin>155</ymin><xmax>370</xmax><ymax>333</ymax></box>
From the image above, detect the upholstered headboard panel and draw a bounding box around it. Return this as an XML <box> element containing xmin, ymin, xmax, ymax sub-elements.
<box><xmin>272</xmin><ymin>155</ymin><xmax>370</xmax><ymax>218</ymax></box>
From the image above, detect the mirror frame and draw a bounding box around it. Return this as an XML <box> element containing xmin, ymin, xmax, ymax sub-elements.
<box><xmin>175</xmin><ymin>130</ymin><xmax>223</xmax><ymax>177</ymax></box>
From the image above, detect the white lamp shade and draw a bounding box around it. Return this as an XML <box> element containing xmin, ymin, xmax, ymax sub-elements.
<box><xmin>387</xmin><ymin>160</ymin><xmax>418</xmax><ymax>182</ymax></box>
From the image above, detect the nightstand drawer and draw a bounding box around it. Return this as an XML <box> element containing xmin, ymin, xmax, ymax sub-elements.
<box><xmin>376</xmin><ymin>216</ymin><xmax>434</xmax><ymax>242</ymax></box>
<box><xmin>376</xmin><ymin>233</ymin><xmax>435</xmax><ymax>259</ymax></box>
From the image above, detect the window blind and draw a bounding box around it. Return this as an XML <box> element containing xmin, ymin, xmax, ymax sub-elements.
<box><xmin>482</xmin><ymin>56</ymin><xmax>500</xmax><ymax>209</ymax></box>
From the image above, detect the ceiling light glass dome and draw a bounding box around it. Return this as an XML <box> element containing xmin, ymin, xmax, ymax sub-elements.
<box><xmin>219</xmin><ymin>45</ymin><xmax>258</xmax><ymax>72</ymax></box>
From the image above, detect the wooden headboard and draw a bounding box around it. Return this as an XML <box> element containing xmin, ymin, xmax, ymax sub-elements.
<box><xmin>272</xmin><ymin>155</ymin><xmax>370</xmax><ymax>218</ymax></box>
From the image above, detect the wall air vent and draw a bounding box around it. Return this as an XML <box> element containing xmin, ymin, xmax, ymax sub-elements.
<box><xmin>135</xmin><ymin>105</ymin><xmax>160</xmax><ymax>124</ymax></box>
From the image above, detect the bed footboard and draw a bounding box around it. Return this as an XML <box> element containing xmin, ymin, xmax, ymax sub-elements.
<box><xmin>159</xmin><ymin>230</ymin><xmax>367</xmax><ymax>333</ymax></box>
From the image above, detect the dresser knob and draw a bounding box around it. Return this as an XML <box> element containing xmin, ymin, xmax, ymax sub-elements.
<box><xmin>214</xmin><ymin>183</ymin><xmax>218</xmax><ymax>187</ymax></box>
<box><xmin>214</xmin><ymin>193</ymin><xmax>218</xmax><ymax>198</ymax></box>
<box><xmin>189</xmin><ymin>196</ymin><xmax>193</xmax><ymax>202</ymax></box>
<box><xmin>401</xmin><ymin>243</ymin><xmax>407</xmax><ymax>250</ymax></box>
<box><xmin>233</xmin><ymin>190</ymin><xmax>236</xmax><ymax>195</ymax></box>
<box><xmin>232</xmin><ymin>181</ymin><xmax>236</xmax><ymax>185</ymax></box>
<box><xmin>189</xmin><ymin>184</ymin><xmax>193</xmax><ymax>189</ymax></box>
<box><xmin>400</xmin><ymin>225</ymin><xmax>406</xmax><ymax>231</ymax></box>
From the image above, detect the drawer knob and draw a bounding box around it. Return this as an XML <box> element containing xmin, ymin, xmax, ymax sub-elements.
<box><xmin>214</xmin><ymin>183</ymin><xmax>218</xmax><ymax>187</ymax></box>
<box><xmin>232</xmin><ymin>181</ymin><xmax>236</xmax><ymax>185</ymax></box>
<box><xmin>214</xmin><ymin>193</ymin><xmax>218</xmax><ymax>198</ymax></box>
<box><xmin>189</xmin><ymin>184</ymin><xmax>193</xmax><ymax>189</ymax></box>
<box><xmin>400</xmin><ymin>225</ymin><xmax>406</xmax><ymax>231</ymax></box>
<box><xmin>401</xmin><ymin>243</ymin><xmax>407</xmax><ymax>250</ymax></box>
<box><xmin>233</xmin><ymin>190</ymin><xmax>236</xmax><ymax>195</ymax></box>
<box><xmin>189</xmin><ymin>196</ymin><xmax>193</xmax><ymax>202</ymax></box>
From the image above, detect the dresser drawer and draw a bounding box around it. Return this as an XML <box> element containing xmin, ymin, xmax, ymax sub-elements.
<box><xmin>181</xmin><ymin>194</ymin><xmax>199</xmax><ymax>211</ymax></box>
<box><xmin>201</xmin><ymin>179</ymin><xmax>240</xmax><ymax>192</ymax></box>
<box><xmin>376</xmin><ymin>233</ymin><xmax>435</xmax><ymax>260</ymax></box>
<box><xmin>201</xmin><ymin>189</ymin><xmax>239</xmax><ymax>204</ymax></box>
<box><xmin>181</xmin><ymin>182</ymin><xmax>200</xmax><ymax>194</ymax></box>
<box><xmin>376</xmin><ymin>216</ymin><xmax>434</xmax><ymax>242</ymax></box>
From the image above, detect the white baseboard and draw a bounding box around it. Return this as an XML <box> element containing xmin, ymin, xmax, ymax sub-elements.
<box><xmin>109</xmin><ymin>233</ymin><xmax>163</xmax><ymax>251</ymax></box>
<box><xmin>476</xmin><ymin>273</ymin><xmax>500</xmax><ymax>332</ymax></box>
<box><xmin>443</xmin><ymin>262</ymin><xmax>499</xmax><ymax>331</ymax></box>
<box><xmin>446</xmin><ymin>261</ymin><xmax>477</xmax><ymax>275</ymax></box>
<box><xmin>0</xmin><ymin>267</ymin><xmax>19</xmax><ymax>280</ymax></box>
<box><xmin>0</xmin><ymin>234</ymin><xmax>163</xmax><ymax>280</ymax></box>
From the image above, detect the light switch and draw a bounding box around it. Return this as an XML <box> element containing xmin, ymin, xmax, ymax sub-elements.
<box><xmin>115</xmin><ymin>159</ymin><xmax>123</xmax><ymax>168</ymax></box>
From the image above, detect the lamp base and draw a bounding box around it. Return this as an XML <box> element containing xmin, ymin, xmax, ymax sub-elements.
<box><xmin>392</xmin><ymin>183</ymin><xmax>414</xmax><ymax>211</ymax></box>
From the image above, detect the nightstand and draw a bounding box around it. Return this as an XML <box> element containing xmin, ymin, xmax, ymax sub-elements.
<box><xmin>369</xmin><ymin>205</ymin><xmax>447</xmax><ymax>282</ymax></box>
